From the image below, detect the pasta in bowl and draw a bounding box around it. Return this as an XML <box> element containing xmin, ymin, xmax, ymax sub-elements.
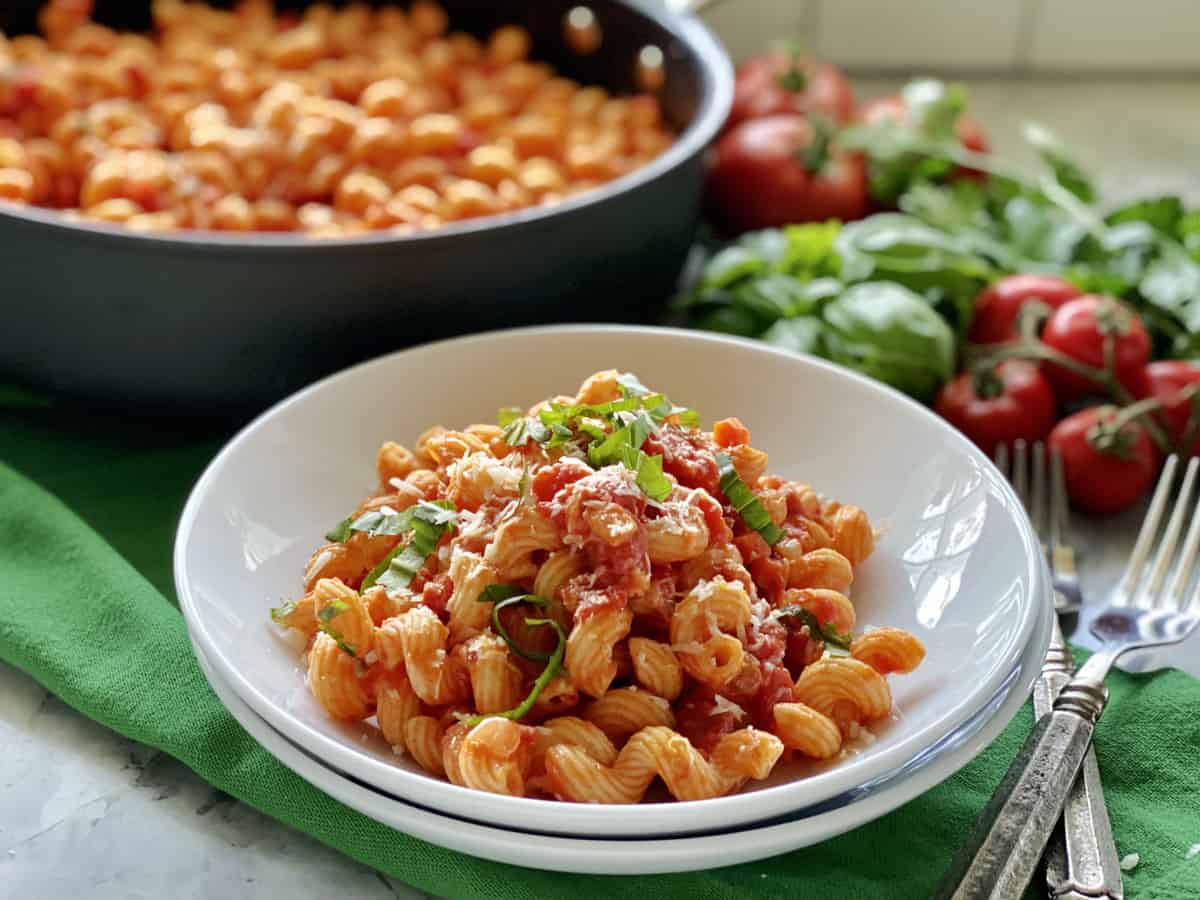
<box><xmin>269</xmin><ymin>370</ymin><xmax>925</xmax><ymax>803</ymax></box>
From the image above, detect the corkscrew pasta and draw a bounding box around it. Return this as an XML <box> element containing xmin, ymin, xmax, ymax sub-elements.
<box><xmin>269</xmin><ymin>371</ymin><xmax>926</xmax><ymax>803</ymax></box>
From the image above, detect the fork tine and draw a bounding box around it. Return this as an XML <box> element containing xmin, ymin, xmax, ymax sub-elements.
<box><xmin>1166</xmin><ymin>458</ymin><xmax>1200</xmax><ymax>611</ymax></box>
<box><xmin>1137</xmin><ymin>457</ymin><xmax>1199</xmax><ymax>609</ymax></box>
<box><xmin>1115</xmin><ymin>455</ymin><xmax>1180</xmax><ymax>605</ymax></box>
<box><xmin>1049</xmin><ymin>448</ymin><xmax>1066</xmax><ymax>554</ymax></box>
<box><xmin>1030</xmin><ymin>441</ymin><xmax>1048</xmax><ymax>551</ymax></box>
<box><xmin>994</xmin><ymin>443</ymin><xmax>1010</xmax><ymax>481</ymax></box>
<box><xmin>1013</xmin><ymin>439</ymin><xmax>1029</xmax><ymax>511</ymax></box>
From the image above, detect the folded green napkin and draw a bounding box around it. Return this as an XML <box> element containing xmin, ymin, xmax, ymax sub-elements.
<box><xmin>2</xmin><ymin>408</ymin><xmax>1199</xmax><ymax>900</ymax></box>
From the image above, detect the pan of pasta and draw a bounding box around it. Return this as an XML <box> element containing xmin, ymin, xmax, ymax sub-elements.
<box><xmin>176</xmin><ymin>325</ymin><xmax>1048</xmax><ymax>839</ymax></box>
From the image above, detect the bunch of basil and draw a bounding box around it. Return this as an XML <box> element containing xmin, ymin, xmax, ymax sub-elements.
<box><xmin>673</xmin><ymin>78</ymin><xmax>1200</xmax><ymax>402</ymax></box>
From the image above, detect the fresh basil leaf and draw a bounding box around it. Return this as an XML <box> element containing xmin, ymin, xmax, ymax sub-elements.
<box><xmin>715</xmin><ymin>451</ymin><xmax>783</xmax><ymax>545</ymax></box>
<box><xmin>734</xmin><ymin>274</ymin><xmax>837</xmax><ymax>324</ymax></box>
<box><xmin>1179</xmin><ymin>210</ymin><xmax>1200</xmax><ymax>259</ymax></box>
<box><xmin>762</xmin><ymin>316</ymin><xmax>826</xmax><ymax>357</ymax></box>
<box><xmin>779</xmin><ymin>222</ymin><xmax>842</xmax><ymax>279</ymax></box>
<box><xmin>324</xmin><ymin>516</ymin><xmax>354</xmax><ymax>543</ymax></box>
<box><xmin>413</xmin><ymin>499</ymin><xmax>458</xmax><ymax>528</ymax></box>
<box><xmin>673</xmin><ymin>408</ymin><xmax>701</xmax><ymax>429</ymax></box>
<box><xmin>1106</xmin><ymin>195</ymin><xmax>1184</xmax><ymax>236</ymax></box>
<box><xmin>317</xmin><ymin>599</ymin><xmax>350</xmax><ymax>623</ymax></box>
<box><xmin>477</xmin><ymin>583</ymin><xmax>526</xmax><ymax>604</ymax></box>
<box><xmin>701</xmin><ymin>245</ymin><xmax>770</xmax><ymax>290</ymax></box>
<box><xmin>463</xmin><ymin>616</ymin><xmax>566</xmax><ymax>727</ymax></box>
<box><xmin>362</xmin><ymin>501</ymin><xmax>457</xmax><ymax>592</ymax></box>
<box><xmin>1141</xmin><ymin>242</ymin><xmax>1200</xmax><ymax>325</ymax></box>
<box><xmin>497</xmin><ymin>406</ymin><xmax>524</xmax><ymax>427</ymax></box>
<box><xmin>738</xmin><ymin>228</ymin><xmax>791</xmax><ymax>269</ymax></box>
<box><xmin>616</xmin><ymin>372</ymin><xmax>653</xmax><ymax>398</ymax></box>
<box><xmin>622</xmin><ymin>446</ymin><xmax>672</xmax><ymax>502</ymax></box>
<box><xmin>502</xmin><ymin>415</ymin><xmax>548</xmax><ymax>447</ymax></box>
<box><xmin>902</xmin><ymin>78</ymin><xmax>966</xmax><ymax>141</ymax></box>
<box><xmin>821</xmin><ymin>282</ymin><xmax>957</xmax><ymax>402</ymax></box>
<box><xmin>1022</xmin><ymin>122</ymin><xmax>1095</xmax><ymax>204</ymax></box>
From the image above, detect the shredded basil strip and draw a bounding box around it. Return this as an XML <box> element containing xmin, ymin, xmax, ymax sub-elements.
<box><xmin>777</xmin><ymin>605</ymin><xmax>854</xmax><ymax>651</ymax></box>
<box><xmin>269</xmin><ymin>600</ymin><xmax>297</xmax><ymax>625</ymax></box>
<box><xmin>463</xmin><ymin>617</ymin><xmax>567</xmax><ymax>727</ymax></box>
<box><xmin>715</xmin><ymin>451</ymin><xmax>784</xmax><ymax>545</ymax></box>
<box><xmin>619</xmin><ymin>444</ymin><xmax>672</xmax><ymax>502</ymax></box>
<box><xmin>479</xmin><ymin>590</ymin><xmax>557</xmax><ymax>662</ymax></box>
<box><xmin>497</xmin><ymin>406</ymin><xmax>524</xmax><ymax>427</ymax></box>
<box><xmin>325</xmin><ymin>516</ymin><xmax>354</xmax><ymax>543</ymax></box>
<box><xmin>314</xmin><ymin>598</ymin><xmax>358</xmax><ymax>655</ymax></box>
<box><xmin>361</xmin><ymin>500</ymin><xmax>458</xmax><ymax>591</ymax></box>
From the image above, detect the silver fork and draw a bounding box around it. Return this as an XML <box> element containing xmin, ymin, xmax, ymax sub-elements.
<box><xmin>996</xmin><ymin>441</ymin><xmax>1122</xmax><ymax>900</ymax></box>
<box><xmin>935</xmin><ymin>455</ymin><xmax>1200</xmax><ymax>900</ymax></box>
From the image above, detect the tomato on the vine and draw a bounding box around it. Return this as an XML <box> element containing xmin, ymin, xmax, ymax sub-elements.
<box><xmin>968</xmin><ymin>274</ymin><xmax>1082</xmax><ymax>345</ymax></box>
<box><xmin>1049</xmin><ymin>407</ymin><xmax>1158</xmax><ymax>514</ymax></box>
<box><xmin>935</xmin><ymin>361</ymin><xmax>1058</xmax><ymax>457</ymax></box>
<box><xmin>706</xmin><ymin>114</ymin><xmax>868</xmax><ymax>233</ymax></box>
<box><xmin>1040</xmin><ymin>295</ymin><xmax>1150</xmax><ymax>401</ymax></box>
<box><xmin>726</xmin><ymin>53</ymin><xmax>856</xmax><ymax>131</ymax></box>
<box><xmin>1136</xmin><ymin>360</ymin><xmax>1200</xmax><ymax>456</ymax></box>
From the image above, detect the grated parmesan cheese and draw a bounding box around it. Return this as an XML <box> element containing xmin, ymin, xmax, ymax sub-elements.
<box><xmin>711</xmin><ymin>694</ymin><xmax>747</xmax><ymax>721</ymax></box>
<box><xmin>1119</xmin><ymin>853</ymin><xmax>1139</xmax><ymax>871</ymax></box>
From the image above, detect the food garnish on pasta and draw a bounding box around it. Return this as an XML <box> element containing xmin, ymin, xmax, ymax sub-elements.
<box><xmin>270</xmin><ymin>370</ymin><xmax>925</xmax><ymax>803</ymax></box>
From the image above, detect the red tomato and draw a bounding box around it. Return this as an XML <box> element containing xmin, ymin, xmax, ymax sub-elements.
<box><xmin>1049</xmin><ymin>407</ymin><xmax>1158</xmax><ymax>514</ymax></box>
<box><xmin>969</xmin><ymin>274</ymin><xmax>1083</xmax><ymax>344</ymax></box>
<box><xmin>726</xmin><ymin>54</ymin><xmax>856</xmax><ymax>131</ymax></box>
<box><xmin>858</xmin><ymin>94</ymin><xmax>989</xmax><ymax>179</ymax></box>
<box><xmin>1137</xmin><ymin>360</ymin><xmax>1200</xmax><ymax>455</ymax></box>
<box><xmin>934</xmin><ymin>362</ymin><xmax>1058</xmax><ymax>456</ymax></box>
<box><xmin>706</xmin><ymin>114</ymin><xmax>868</xmax><ymax>233</ymax></box>
<box><xmin>1040</xmin><ymin>296</ymin><xmax>1151</xmax><ymax>401</ymax></box>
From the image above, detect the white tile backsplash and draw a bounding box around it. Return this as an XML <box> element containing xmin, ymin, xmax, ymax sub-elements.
<box><xmin>700</xmin><ymin>0</ymin><xmax>814</xmax><ymax>64</ymax></box>
<box><xmin>1029</xmin><ymin>0</ymin><xmax>1200</xmax><ymax>70</ymax></box>
<box><xmin>694</xmin><ymin>0</ymin><xmax>1200</xmax><ymax>71</ymax></box>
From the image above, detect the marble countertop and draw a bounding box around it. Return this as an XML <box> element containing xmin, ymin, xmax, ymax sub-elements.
<box><xmin>4</xmin><ymin>78</ymin><xmax>1200</xmax><ymax>900</ymax></box>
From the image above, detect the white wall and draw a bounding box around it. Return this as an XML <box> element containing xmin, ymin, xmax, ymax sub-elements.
<box><xmin>699</xmin><ymin>0</ymin><xmax>1200</xmax><ymax>72</ymax></box>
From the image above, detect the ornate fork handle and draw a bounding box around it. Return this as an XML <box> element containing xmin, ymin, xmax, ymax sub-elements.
<box><xmin>933</xmin><ymin>675</ymin><xmax>1109</xmax><ymax>900</ymax></box>
<box><xmin>1038</xmin><ymin>624</ymin><xmax>1124</xmax><ymax>900</ymax></box>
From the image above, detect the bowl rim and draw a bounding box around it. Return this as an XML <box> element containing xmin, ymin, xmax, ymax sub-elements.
<box><xmin>174</xmin><ymin>324</ymin><xmax>1047</xmax><ymax>836</ymax></box>
<box><xmin>0</xmin><ymin>0</ymin><xmax>733</xmax><ymax>254</ymax></box>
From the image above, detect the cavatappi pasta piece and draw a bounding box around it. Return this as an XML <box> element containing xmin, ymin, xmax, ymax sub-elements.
<box><xmin>793</xmin><ymin>658</ymin><xmax>891</xmax><ymax>727</ymax></box>
<box><xmin>827</xmin><ymin>504</ymin><xmax>874</xmax><ymax>566</ymax></box>
<box><xmin>377</xmin><ymin>441</ymin><xmax>418</xmax><ymax>485</ymax></box>
<box><xmin>628</xmin><ymin>637</ymin><xmax>683</xmax><ymax>701</ymax></box>
<box><xmin>532</xmin><ymin>549</ymin><xmax>585</xmax><ymax>602</ymax></box>
<box><xmin>303</xmin><ymin>531</ymin><xmax>395</xmax><ymax>592</ymax></box>
<box><xmin>376</xmin><ymin>668</ymin><xmax>422</xmax><ymax>750</ymax></box>
<box><xmin>405</xmin><ymin>467</ymin><xmax>444</xmax><ymax>499</ymax></box>
<box><xmin>376</xmin><ymin>606</ymin><xmax>470</xmax><ymax>706</ymax></box>
<box><xmin>404</xmin><ymin>715</ymin><xmax>447</xmax><ymax>777</ymax></box>
<box><xmin>645</xmin><ymin>494</ymin><xmax>710</xmax><ymax>564</ymax></box>
<box><xmin>463</xmin><ymin>423</ymin><xmax>509</xmax><ymax>458</ymax></box>
<box><xmin>530</xmin><ymin>673</ymin><xmax>580</xmax><ymax>720</ymax></box>
<box><xmin>669</xmin><ymin>577</ymin><xmax>752</xmax><ymax>690</ymax></box>
<box><xmin>851</xmin><ymin>627</ymin><xmax>926</xmax><ymax>675</ymax></box>
<box><xmin>485</xmin><ymin>504</ymin><xmax>562</xmax><ymax>580</ymax></box>
<box><xmin>565</xmin><ymin>607</ymin><xmax>633</xmax><ymax>699</ymax></box>
<box><xmin>307</xmin><ymin>632</ymin><xmax>371</xmax><ymax>721</ymax></box>
<box><xmin>785</xmin><ymin>548</ymin><xmax>854</xmax><ymax>593</ymax></box>
<box><xmin>413</xmin><ymin>425</ymin><xmax>448</xmax><ymax>468</ymax></box>
<box><xmin>446</xmin><ymin>451</ymin><xmax>522</xmax><ymax>511</ymax></box>
<box><xmin>441</xmin><ymin>720</ymin><xmax>471</xmax><ymax>787</ymax></box>
<box><xmin>454</xmin><ymin>717</ymin><xmax>538</xmax><ymax>796</ymax></box>
<box><xmin>362</xmin><ymin>584</ymin><xmax>414</xmax><ymax>626</ymax></box>
<box><xmin>444</xmin><ymin>546</ymin><xmax>501</xmax><ymax>640</ymax></box>
<box><xmin>773</xmin><ymin>702</ymin><xmax>843</xmax><ymax>759</ymax></box>
<box><xmin>534</xmin><ymin>716</ymin><xmax>618</xmax><ymax>768</ymax></box>
<box><xmin>574</xmin><ymin>369</ymin><xmax>622</xmax><ymax>405</ymax></box>
<box><xmin>583</xmin><ymin>502</ymin><xmax>640</xmax><ymax>546</ymax></box>
<box><xmin>272</xmin><ymin>591</ymin><xmax>317</xmax><ymax>637</ymax></box>
<box><xmin>780</xmin><ymin>587</ymin><xmax>856</xmax><ymax>636</ymax></box>
<box><xmin>582</xmin><ymin>686</ymin><xmax>675</xmax><ymax>743</ymax></box>
<box><xmin>727</xmin><ymin>444</ymin><xmax>768</xmax><ymax>487</ymax></box>
<box><xmin>464</xmin><ymin>632</ymin><xmax>525</xmax><ymax>714</ymax></box>
<box><xmin>312</xmin><ymin>577</ymin><xmax>375</xmax><ymax>657</ymax></box>
<box><xmin>421</xmin><ymin>429</ymin><xmax>491</xmax><ymax>469</ymax></box>
<box><xmin>545</xmin><ymin>725</ymin><xmax>784</xmax><ymax>804</ymax></box>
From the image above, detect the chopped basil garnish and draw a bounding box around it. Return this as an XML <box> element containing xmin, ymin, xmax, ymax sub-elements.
<box><xmin>269</xmin><ymin>600</ymin><xmax>297</xmax><ymax>625</ymax></box>
<box><xmin>715</xmin><ymin>451</ymin><xmax>784</xmax><ymax>545</ymax></box>
<box><xmin>777</xmin><ymin>605</ymin><xmax>854</xmax><ymax>651</ymax></box>
<box><xmin>360</xmin><ymin>500</ymin><xmax>458</xmax><ymax>592</ymax></box>
<box><xmin>477</xmin><ymin>588</ymin><xmax>558</xmax><ymax>662</ymax></box>
<box><xmin>315</xmin><ymin>599</ymin><xmax>357</xmax><ymax>655</ymax></box>
<box><xmin>497</xmin><ymin>406</ymin><xmax>524</xmax><ymax>426</ymax></box>
<box><xmin>463</xmin><ymin>614</ymin><xmax>567</xmax><ymax>727</ymax></box>
<box><xmin>325</xmin><ymin>516</ymin><xmax>354</xmax><ymax>543</ymax></box>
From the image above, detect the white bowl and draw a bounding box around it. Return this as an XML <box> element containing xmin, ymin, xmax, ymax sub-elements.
<box><xmin>189</xmin><ymin>594</ymin><xmax>1050</xmax><ymax>874</ymax></box>
<box><xmin>175</xmin><ymin>325</ymin><xmax>1046</xmax><ymax>838</ymax></box>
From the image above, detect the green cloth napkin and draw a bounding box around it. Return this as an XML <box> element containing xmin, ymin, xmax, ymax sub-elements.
<box><xmin>2</xmin><ymin>406</ymin><xmax>1199</xmax><ymax>900</ymax></box>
